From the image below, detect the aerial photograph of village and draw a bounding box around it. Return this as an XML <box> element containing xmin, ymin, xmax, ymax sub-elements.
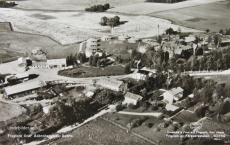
<box><xmin>0</xmin><ymin>0</ymin><xmax>230</xmax><ymax>144</ymax></box>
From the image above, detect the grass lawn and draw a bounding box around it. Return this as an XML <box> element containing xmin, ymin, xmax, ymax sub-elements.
<box><xmin>173</xmin><ymin>110</ymin><xmax>199</xmax><ymax>124</ymax></box>
<box><xmin>59</xmin><ymin>65</ymin><xmax>125</xmax><ymax>78</ymax></box>
<box><xmin>0</xmin><ymin>102</ymin><xmax>26</xmax><ymax>122</ymax></box>
<box><xmin>47</xmin><ymin>118</ymin><xmax>152</xmax><ymax>145</ymax></box>
<box><xmin>0</xmin><ymin>31</ymin><xmax>80</xmax><ymax>62</ymax></box>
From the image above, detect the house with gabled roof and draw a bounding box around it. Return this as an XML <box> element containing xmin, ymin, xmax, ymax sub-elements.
<box><xmin>123</xmin><ymin>92</ymin><xmax>143</xmax><ymax>105</ymax></box>
<box><xmin>3</xmin><ymin>81</ymin><xmax>47</xmax><ymax>99</ymax></box>
<box><xmin>97</xmin><ymin>77</ymin><xmax>126</xmax><ymax>92</ymax></box>
<box><xmin>162</xmin><ymin>87</ymin><xmax>184</xmax><ymax>104</ymax></box>
<box><xmin>101</xmin><ymin>35</ymin><xmax>112</xmax><ymax>41</ymax></box>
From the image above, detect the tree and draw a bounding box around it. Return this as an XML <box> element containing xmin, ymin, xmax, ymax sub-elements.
<box><xmin>104</xmin><ymin>3</ymin><xmax>110</xmax><ymax>10</ymax></box>
<box><xmin>88</xmin><ymin>55</ymin><xmax>93</xmax><ymax>65</ymax></box>
<box><xmin>107</xmin><ymin>18</ymin><xmax>116</xmax><ymax>28</ymax></box>
<box><xmin>101</xmin><ymin>16</ymin><xmax>108</xmax><ymax>26</ymax></box>
<box><xmin>113</xmin><ymin>16</ymin><xmax>120</xmax><ymax>25</ymax></box>
<box><xmin>214</xmin><ymin>34</ymin><xmax>221</xmax><ymax>47</ymax></box>
<box><xmin>157</xmin><ymin>35</ymin><xmax>162</xmax><ymax>44</ymax></box>
<box><xmin>178</xmin><ymin>27</ymin><xmax>181</xmax><ymax>33</ymax></box>
<box><xmin>97</xmin><ymin>59</ymin><xmax>101</xmax><ymax>68</ymax></box>
<box><xmin>206</xmin><ymin>29</ymin><xmax>210</xmax><ymax>33</ymax></box>
<box><xmin>207</xmin><ymin>36</ymin><xmax>212</xmax><ymax>44</ymax></box>
<box><xmin>124</xmin><ymin>64</ymin><xmax>131</xmax><ymax>74</ymax></box>
<box><xmin>219</xmin><ymin>29</ymin><xmax>224</xmax><ymax>35</ymax></box>
<box><xmin>165</xmin><ymin>27</ymin><xmax>174</xmax><ymax>41</ymax></box>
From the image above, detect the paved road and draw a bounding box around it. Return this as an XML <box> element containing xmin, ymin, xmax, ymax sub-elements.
<box><xmin>118</xmin><ymin>111</ymin><xmax>162</xmax><ymax>117</ymax></box>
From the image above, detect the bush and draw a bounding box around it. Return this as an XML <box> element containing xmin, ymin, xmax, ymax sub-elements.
<box><xmin>157</xmin><ymin>114</ymin><xmax>165</xmax><ymax>120</ymax></box>
<box><xmin>128</xmin><ymin>103</ymin><xmax>136</xmax><ymax>109</ymax></box>
<box><xmin>115</xmin><ymin>104</ymin><xmax>125</xmax><ymax>111</ymax></box>
<box><xmin>168</xmin><ymin>124</ymin><xmax>177</xmax><ymax>131</ymax></box>
<box><xmin>153</xmin><ymin>127</ymin><xmax>161</xmax><ymax>133</ymax></box>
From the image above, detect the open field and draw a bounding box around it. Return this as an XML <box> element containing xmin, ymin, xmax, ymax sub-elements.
<box><xmin>0</xmin><ymin>8</ymin><xmax>202</xmax><ymax>45</ymax></box>
<box><xmin>150</xmin><ymin>1</ymin><xmax>230</xmax><ymax>32</ymax></box>
<box><xmin>107</xmin><ymin>0</ymin><xmax>225</xmax><ymax>14</ymax></box>
<box><xmin>0</xmin><ymin>31</ymin><xmax>80</xmax><ymax>60</ymax></box>
<box><xmin>46</xmin><ymin>117</ymin><xmax>151</xmax><ymax>145</ymax></box>
<box><xmin>0</xmin><ymin>102</ymin><xmax>26</xmax><ymax>121</ymax></box>
<box><xmin>0</xmin><ymin>22</ymin><xmax>12</xmax><ymax>31</ymax></box>
<box><xmin>14</xmin><ymin>0</ymin><xmax>145</xmax><ymax>11</ymax></box>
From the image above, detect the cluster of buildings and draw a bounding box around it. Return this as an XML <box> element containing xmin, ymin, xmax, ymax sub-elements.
<box><xmin>17</xmin><ymin>57</ymin><xmax>67</xmax><ymax>69</ymax></box>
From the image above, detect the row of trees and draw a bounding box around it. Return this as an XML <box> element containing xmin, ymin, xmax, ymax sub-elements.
<box><xmin>66</xmin><ymin>52</ymin><xmax>87</xmax><ymax>66</ymax></box>
<box><xmin>0</xmin><ymin>1</ymin><xmax>16</xmax><ymax>7</ymax></box>
<box><xmin>146</xmin><ymin>0</ymin><xmax>185</xmax><ymax>3</ymax></box>
<box><xmin>100</xmin><ymin>15</ymin><xmax>120</xmax><ymax>27</ymax></box>
<box><xmin>219</xmin><ymin>28</ymin><xmax>230</xmax><ymax>36</ymax></box>
<box><xmin>85</xmin><ymin>3</ymin><xmax>110</xmax><ymax>12</ymax></box>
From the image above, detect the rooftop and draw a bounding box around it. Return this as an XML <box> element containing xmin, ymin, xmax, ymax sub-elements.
<box><xmin>124</xmin><ymin>92</ymin><xmax>142</xmax><ymax>101</ymax></box>
<box><xmin>167</xmin><ymin>87</ymin><xmax>184</xmax><ymax>96</ymax></box>
<box><xmin>97</xmin><ymin>77</ymin><xmax>123</xmax><ymax>88</ymax></box>
<box><xmin>4</xmin><ymin>81</ymin><xmax>47</xmax><ymax>96</ymax></box>
<box><xmin>47</xmin><ymin>59</ymin><xmax>66</xmax><ymax>65</ymax></box>
<box><xmin>15</xmin><ymin>72</ymin><xmax>29</xmax><ymax>79</ymax></box>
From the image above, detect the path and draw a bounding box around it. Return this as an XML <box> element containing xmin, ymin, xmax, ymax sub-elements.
<box><xmin>187</xmin><ymin>70</ymin><xmax>230</xmax><ymax>76</ymax></box>
<box><xmin>118</xmin><ymin>111</ymin><xmax>162</xmax><ymax>117</ymax></box>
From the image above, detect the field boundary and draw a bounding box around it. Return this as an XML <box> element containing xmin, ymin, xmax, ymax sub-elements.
<box><xmin>1</xmin><ymin>22</ymin><xmax>83</xmax><ymax>46</ymax></box>
<box><xmin>101</xmin><ymin>116</ymin><xmax>157</xmax><ymax>145</ymax></box>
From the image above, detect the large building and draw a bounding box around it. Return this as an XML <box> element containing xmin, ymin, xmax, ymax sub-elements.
<box><xmin>31</xmin><ymin>58</ymin><xmax>66</xmax><ymax>69</ymax></box>
<box><xmin>97</xmin><ymin>77</ymin><xmax>126</xmax><ymax>92</ymax></box>
<box><xmin>123</xmin><ymin>92</ymin><xmax>143</xmax><ymax>105</ymax></box>
<box><xmin>3</xmin><ymin>81</ymin><xmax>47</xmax><ymax>99</ymax></box>
<box><xmin>162</xmin><ymin>87</ymin><xmax>184</xmax><ymax>104</ymax></box>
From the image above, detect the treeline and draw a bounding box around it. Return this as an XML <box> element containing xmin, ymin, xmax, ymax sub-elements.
<box><xmin>219</xmin><ymin>28</ymin><xmax>230</xmax><ymax>35</ymax></box>
<box><xmin>0</xmin><ymin>1</ymin><xmax>16</xmax><ymax>7</ymax></box>
<box><xmin>146</xmin><ymin>0</ymin><xmax>185</xmax><ymax>3</ymax></box>
<box><xmin>85</xmin><ymin>3</ymin><xmax>110</xmax><ymax>12</ymax></box>
<box><xmin>66</xmin><ymin>52</ymin><xmax>87</xmax><ymax>66</ymax></box>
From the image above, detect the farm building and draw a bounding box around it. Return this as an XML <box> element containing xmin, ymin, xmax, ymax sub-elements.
<box><xmin>3</xmin><ymin>81</ymin><xmax>47</xmax><ymax>99</ymax></box>
<box><xmin>122</xmin><ymin>92</ymin><xmax>143</xmax><ymax>105</ymax></box>
<box><xmin>138</xmin><ymin>44</ymin><xmax>150</xmax><ymax>53</ymax></box>
<box><xmin>31</xmin><ymin>61</ymin><xmax>49</xmax><ymax>69</ymax></box>
<box><xmin>47</xmin><ymin>59</ymin><xmax>66</xmax><ymax>68</ymax></box>
<box><xmin>132</xmin><ymin>67</ymin><xmax>157</xmax><ymax>80</ymax></box>
<box><xmin>128</xmin><ymin>37</ymin><xmax>139</xmax><ymax>43</ymax></box>
<box><xmin>87</xmin><ymin>38</ymin><xmax>98</xmax><ymax>44</ymax></box>
<box><xmin>6</xmin><ymin>72</ymin><xmax>29</xmax><ymax>84</ymax></box>
<box><xmin>162</xmin><ymin>87</ymin><xmax>184</xmax><ymax>104</ymax></box>
<box><xmin>118</xmin><ymin>35</ymin><xmax>129</xmax><ymax>40</ymax></box>
<box><xmin>101</xmin><ymin>35</ymin><xmax>112</xmax><ymax>41</ymax></box>
<box><xmin>97</xmin><ymin>77</ymin><xmax>126</xmax><ymax>92</ymax></box>
<box><xmin>165</xmin><ymin>104</ymin><xmax>179</xmax><ymax>111</ymax></box>
<box><xmin>18</xmin><ymin>57</ymin><xmax>27</xmax><ymax>67</ymax></box>
<box><xmin>185</xmin><ymin>35</ymin><xmax>196</xmax><ymax>43</ymax></box>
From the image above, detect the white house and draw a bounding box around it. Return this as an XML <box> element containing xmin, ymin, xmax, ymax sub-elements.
<box><xmin>138</xmin><ymin>44</ymin><xmax>150</xmax><ymax>53</ymax></box>
<box><xmin>87</xmin><ymin>38</ymin><xmax>98</xmax><ymax>44</ymax></box>
<box><xmin>132</xmin><ymin>67</ymin><xmax>157</xmax><ymax>80</ymax></box>
<box><xmin>123</xmin><ymin>92</ymin><xmax>143</xmax><ymax>105</ymax></box>
<box><xmin>18</xmin><ymin>57</ymin><xmax>27</xmax><ymax>67</ymax></box>
<box><xmin>118</xmin><ymin>35</ymin><xmax>129</xmax><ymax>41</ymax></box>
<box><xmin>101</xmin><ymin>35</ymin><xmax>112</xmax><ymax>41</ymax></box>
<box><xmin>47</xmin><ymin>58</ymin><xmax>66</xmax><ymax>68</ymax></box>
<box><xmin>162</xmin><ymin>87</ymin><xmax>184</xmax><ymax>104</ymax></box>
<box><xmin>128</xmin><ymin>37</ymin><xmax>138</xmax><ymax>43</ymax></box>
<box><xmin>97</xmin><ymin>77</ymin><xmax>125</xmax><ymax>92</ymax></box>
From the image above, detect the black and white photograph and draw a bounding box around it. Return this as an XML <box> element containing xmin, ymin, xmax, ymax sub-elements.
<box><xmin>0</xmin><ymin>0</ymin><xmax>230</xmax><ymax>144</ymax></box>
